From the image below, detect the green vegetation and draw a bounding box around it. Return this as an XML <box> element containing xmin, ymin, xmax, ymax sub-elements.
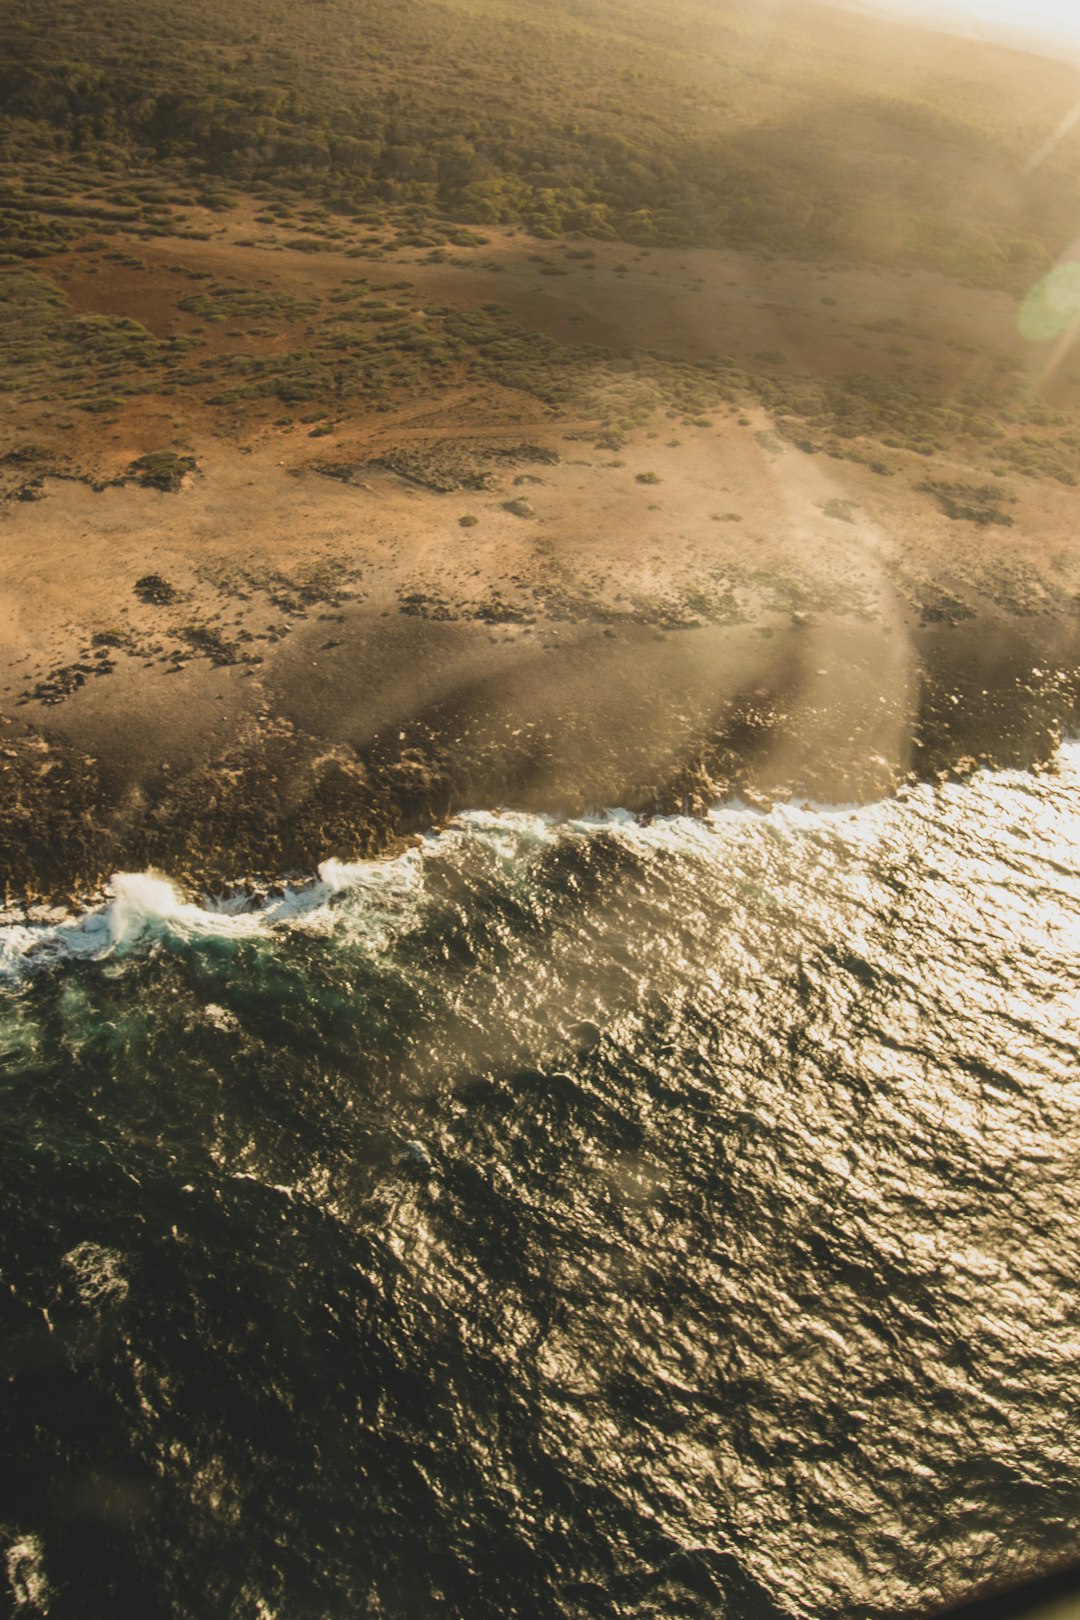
<box><xmin>134</xmin><ymin>574</ymin><xmax>177</xmax><ymax>604</ymax></box>
<box><xmin>7</xmin><ymin>257</ymin><xmax>1080</xmax><ymax>485</ymax></box>
<box><xmin>176</xmin><ymin>285</ymin><xmax>318</xmax><ymax>323</ymax></box>
<box><xmin>1</xmin><ymin>0</ymin><xmax>1078</xmax><ymax>285</ymax></box>
<box><xmin>0</xmin><ymin>266</ymin><xmax>199</xmax><ymax>414</ymax></box>
<box><xmin>916</xmin><ymin>478</ymin><xmax>1016</xmax><ymax>524</ymax></box>
<box><xmin>128</xmin><ymin>451</ymin><xmax>197</xmax><ymax>490</ymax></box>
<box><xmin>2</xmin><ymin>0</ymin><xmax>1078</xmax><ymax>492</ymax></box>
<box><xmin>0</xmin><ymin>203</ymin><xmax>80</xmax><ymax>261</ymax></box>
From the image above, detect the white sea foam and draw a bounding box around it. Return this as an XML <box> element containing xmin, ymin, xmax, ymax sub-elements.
<box><xmin>204</xmin><ymin>1002</ymin><xmax>240</xmax><ymax>1032</ymax></box>
<box><xmin>2</xmin><ymin>746</ymin><xmax>1077</xmax><ymax>981</ymax></box>
<box><xmin>0</xmin><ymin>840</ymin><xmax>437</xmax><ymax>978</ymax></box>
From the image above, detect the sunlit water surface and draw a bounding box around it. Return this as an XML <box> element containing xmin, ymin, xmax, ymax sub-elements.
<box><xmin>2</xmin><ymin>749</ymin><xmax>1080</xmax><ymax>1619</ymax></box>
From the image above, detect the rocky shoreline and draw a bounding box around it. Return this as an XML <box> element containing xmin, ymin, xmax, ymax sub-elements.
<box><xmin>4</xmin><ymin>391</ymin><xmax>1080</xmax><ymax>915</ymax></box>
<box><xmin>3</xmin><ymin>599</ymin><xmax>1078</xmax><ymax>914</ymax></box>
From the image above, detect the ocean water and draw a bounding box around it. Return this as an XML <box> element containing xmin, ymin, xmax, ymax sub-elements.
<box><xmin>2</xmin><ymin>750</ymin><xmax>1080</xmax><ymax>1619</ymax></box>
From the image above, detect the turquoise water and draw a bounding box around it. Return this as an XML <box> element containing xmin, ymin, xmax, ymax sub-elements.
<box><xmin>2</xmin><ymin>753</ymin><xmax>1080</xmax><ymax>1618</ymax></box>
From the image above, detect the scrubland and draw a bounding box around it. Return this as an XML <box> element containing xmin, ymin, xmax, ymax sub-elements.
<box><xmin>2</xmin><ymin>0</ymin><xmax>1080</xmax><ymax>898</ymax></box>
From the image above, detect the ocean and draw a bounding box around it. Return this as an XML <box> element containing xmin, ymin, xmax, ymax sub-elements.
<box><xmin>2</xmin><ymin>748</ymin><xmax>1079</xmax><ymax>1619</ymax></box>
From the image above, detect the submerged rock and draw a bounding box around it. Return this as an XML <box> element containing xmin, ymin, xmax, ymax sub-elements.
<box><xmin>566</xmin><ymin>1019</ymin><xmax>602</xmax><ymax>1052</ymax></box>
<box><xmin>399</xmin><ymin>1139</ymin><xmax>433</xmax><ymax>1173</ymax></box>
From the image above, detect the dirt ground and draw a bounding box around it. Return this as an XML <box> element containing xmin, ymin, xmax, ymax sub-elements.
<box><xmin>3</xmin><ymin>214</ymin><xmax>1079</xmax><ymax>903</ymax></box>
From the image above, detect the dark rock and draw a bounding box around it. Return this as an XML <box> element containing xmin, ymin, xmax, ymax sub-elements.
<box><xmin>399</xmin><ymin>1140</ymin><xmax>433</xmax><ymax>1174</ymax></box>
<box><xmin>566</xmin><ymin>1019</ymin><xmax>602</xmax><ymax>1052</ymax></box>
<box><xmin>134</xmin><ymin>574</ymin><xmax>177</xmax><ymax>606</ymax></box>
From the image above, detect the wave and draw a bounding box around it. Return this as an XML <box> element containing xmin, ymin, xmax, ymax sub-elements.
<box><xmin>0</xmin><ymin>856</ymin><xmax>420</xmax><ymax>980</ymax></box>
<box><xmin>0</xmin><ymin>801</ymin><xmax>865</xmax><ymax>980</ymax></box>
<box><xmin>2</xmin><ymin>744</ymin><xmax>1078</xmax><ymax>982</ymax></box>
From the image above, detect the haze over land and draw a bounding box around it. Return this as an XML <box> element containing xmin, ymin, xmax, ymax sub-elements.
<box><xmin>2</xmin><ymin>0</ymin><xmax>1080</xmax><ymax>899</ymax></box>
<box><xmin>852</xmin><ymin>0</ymin><xmax>1080</xmax><ymax>54</ymax></box>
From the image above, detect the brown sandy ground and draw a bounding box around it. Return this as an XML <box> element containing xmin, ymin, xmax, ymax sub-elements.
<box><xmin>3</xmin><ymin>211</ymin><xmax>1080</xmax><ymax>906</ymax></box>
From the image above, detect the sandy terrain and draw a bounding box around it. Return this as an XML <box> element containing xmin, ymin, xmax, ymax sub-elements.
<box><xmin>3</xmin><ymin>215</ymin><xmax>1079</xmax><ymax>903</ymax></box>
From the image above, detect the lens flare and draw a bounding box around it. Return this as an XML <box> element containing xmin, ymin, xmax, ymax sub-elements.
<box><xmin>1018</xmin><ymin>257</ymin><xmax>1080</xmax><ymax>344</ymax></box>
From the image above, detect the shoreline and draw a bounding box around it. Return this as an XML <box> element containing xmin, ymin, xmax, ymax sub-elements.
<box><xmin>4</xmin><ymin>729</ymin><xmax>1080</xmax><ymax>984</ymax></box>
<box><xmin>4</xmin><ymin>221</ymin><xmax>1080</xmax><ymax>908</ymax></box>
<box><xmin>3</xmin><ymin>592</ymin><xmax>1078</xmax><ymax>910</ymax></box>
<box><xmin>4</xmin><ymin>725</ymin><xmax>1079</xmax><ymax>946</ymax></box>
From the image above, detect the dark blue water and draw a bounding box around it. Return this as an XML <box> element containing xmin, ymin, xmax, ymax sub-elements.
<box><xmin>2</xmin><ymin>753</ymin><xmax>1080</xmax><ymax>1619</ymax></box>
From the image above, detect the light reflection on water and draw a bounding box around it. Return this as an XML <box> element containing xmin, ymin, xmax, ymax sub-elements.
<box><xmin>1</xmin><ymin>749</ymin><xmax>1079</xmax><ymax>1618</ymax></box>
